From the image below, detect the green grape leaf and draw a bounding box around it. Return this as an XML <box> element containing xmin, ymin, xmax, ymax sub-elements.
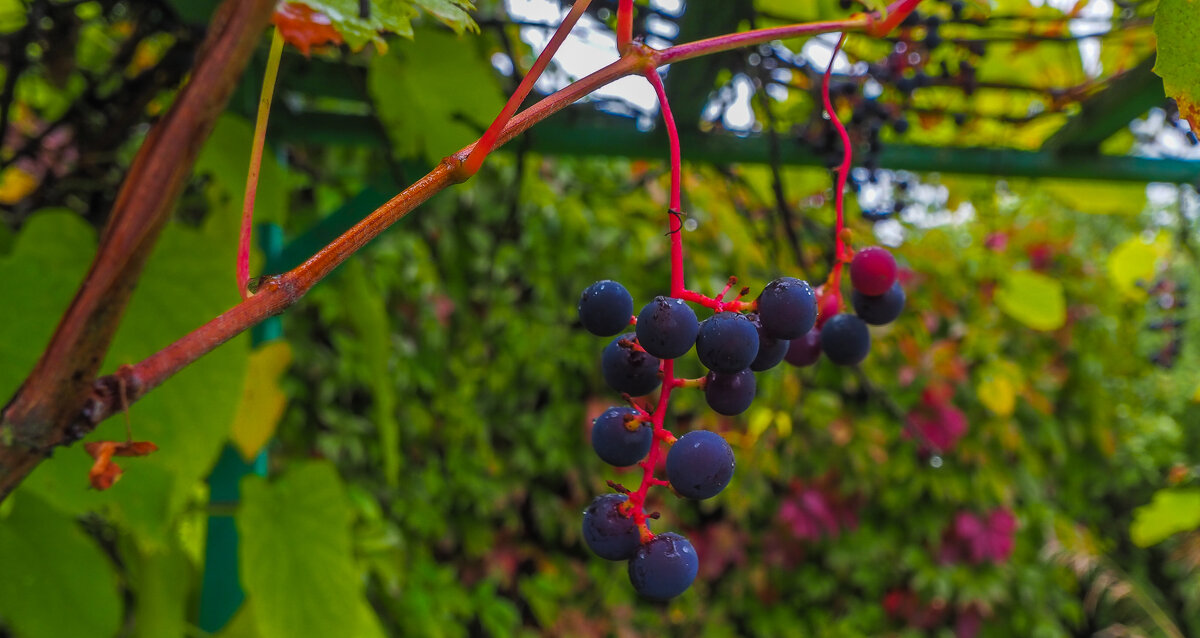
<box><xmin>412</xmin><ymin>0</ymin><xmax>478</xmax><ymax>34</ymax></box>
<box><xmin>238</xmin><ymin>462</ymin><xmax>385</xmax><ymax>638</ymax></box>
<box><xmin>1131</xmin><ymin>488</ymin><xmax>1200</xmax><ymax>547</ymax></box>
<box><xmin>994</xmin><ymin>270</ymin><xmax>1066</xmax><ymax>331</ymax></box>
<box><xmin>368</xmin><ymin>27</ymin><xmax>504</xmax><ymax>161</ymax></box>
<box><xmin>0</xmin><ymin>492</ymin><xmax>122</xmax><ymax>638</ymax></box>
<box><xmin>0</xmin><ymin>209</ymin><xmax>95</xmax><ymax>401</ymax></box>
<box><xmin>293</xmin><ymin>1</ymin><xmax>418</xmax><ymax>50</ymax></box>
<box><xmin>1154</xmin><ymin>0</ymin><xmax>1200</xmax><ymax>129</ymax></box>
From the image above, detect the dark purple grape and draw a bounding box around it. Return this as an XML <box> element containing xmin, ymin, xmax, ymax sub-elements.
<box><xmin>784</xmin><ymin>327</ymin><xmax>822</xmax><ymax>367</ymax></box>
<box><xmin>696</xmin><ymin>312</ymin><xmax>759</xmax><ymax>373</ymax></box>
<box><xmin>591</xmin><ymin>407</ymin><xmax>652</xmax><ymax>467</ymax></box>
<box><xmin>666</xmin><ymin>430</ymin><xmax>735</xmax><ymax>500</ymax></box>
<box><xmin>627</xmin><ymin>532</ymin><xmax>698</xmax><ymax>601</ymax></box>
<box><xmin>756</xmin><ymin>277</ymin><xmax>817</xmax><ymax>340</ymax></box>
<box><xmin>747</xmin><ymin>313</ymin><xmax>789</xmax><ymax>371</ymax></box>
<box><xmin>601</xmin><ymin>333</ymin><xmax>662</xmax><ymax>396</ymax></box>
<box><xmin>578</xmin><ymin>280</ymin><xmax>633</xmax><ymax>336</ymax></box>
<box><xmin>850</xmin><ymin>246</ymin><xmax>898</xmax><ymax>296</ymax></box>
<box><xmin>704</xmin><ymin>369</ymin><xmax>756</xmax><ymax>416</ymax></box>
<box><xmin>635</xmin><ymin>296</ymin><xmax>698</xmax><ymax>360</ymax></box>
<box><xmin>852</xmin><ymin>281</ymin><xmax>905</xmax><ymax>325</ymax></box>
<box><xmin>820</xmin><ymin>314</ymin><xmax>871</xmax><ymax>366</ymax></box>
<box><xmin>582</xmin><ymin>494</ymin><xmax>642</xmax><ymax>560</ymax></box>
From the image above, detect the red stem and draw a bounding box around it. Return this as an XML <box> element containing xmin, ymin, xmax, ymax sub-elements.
<box><xmin>658</xmin><ymin>18</ymin><xmax>866</xmax><ymax>65</ymax></box>
<box><xmin>821</xmin><ymin>34</ymin><xmax>852</xmax><ymax>306</ymax></box>
<box><xmin>644</xmin><ymin>69</ymin><xmax>685</xmax><ymax>297</ymax></box>
<box><xmin>237</xmin><ymin>26</ymin><xmax>284</xmax><ymax>299</ymax></box>
<box><xmin>677</xmin><ymin>289</ymin><xmax>754</xmax><ymax>313</ymax></box>
<box><xmin>868</xmin><ymin>0</ymin><xmax>925</xmax><ymax>37</ymax></box>
<box><xmin>460</xmin><ymin>0</ymin><xmax>593</xmax><ymax>178</ymax></box>
<box><xmin>620</xmin><ymin>67</ymin><xmax>692</xmax><ymax>541</ymax></box>
<box><xmin>616</xmin><ymin>0</ymin><xmax>633</xmax><ymax>53</ymax></box>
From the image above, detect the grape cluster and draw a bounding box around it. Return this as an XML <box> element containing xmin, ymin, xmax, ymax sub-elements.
<box><xmin>576</xmin><ymin>274</ymin><xmax>821</xmax><ymax>599</ymax></box>
<box><xmin>786</xmin><ymin>246</ymin><xmax>905</xmax><ymax>368</ymax></box>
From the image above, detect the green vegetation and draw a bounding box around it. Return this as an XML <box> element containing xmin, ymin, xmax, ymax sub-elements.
<box><xmin>1</xmin><ymin>0</ymin><xmax>1199</xmax><ymax>636</ymax></box>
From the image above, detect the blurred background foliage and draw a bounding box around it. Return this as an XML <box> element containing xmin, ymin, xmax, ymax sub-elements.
<box><xmin>1</xmin><ymin>0</ymin><xmax>1199</xmax><ymax>637</ymax></box>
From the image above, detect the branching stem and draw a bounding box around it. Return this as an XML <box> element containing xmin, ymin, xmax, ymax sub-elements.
<box><xmin>0</xmin><ymin>0</ymin><xmax>925</xmax><ymax>501</ymax></box>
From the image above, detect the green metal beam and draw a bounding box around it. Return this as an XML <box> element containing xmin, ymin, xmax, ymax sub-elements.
<box><xmin>1041</xmin><ymin>55</ymin><xmax>1165</xmax><ymax>153</ymax></box>
<box><xmin>528</xmin><ymin>122</ymin><xmax>1199</xmax><ymax>183</ymax></box>
<box><xmin>268</xmin><ymin>110</ymin><xmax>1200</xmax><ymax>183</ymax></box>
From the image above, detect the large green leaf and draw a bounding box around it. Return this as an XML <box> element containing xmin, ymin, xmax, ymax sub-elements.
<box><xmin>412</xmin><ymin>0</ymin><xmax>477</xmax><ymax>34</ymax></box>
<box><xmin>8</xmin><ymin>119</ymin><xmax>256</xmax><ymax>547</ymax></box>
<box><xmin>0</xmin><ymin>492</ymin><xmax>122</xmax><ymax>638</ymax></box>
<box><xmin>122</xmin><ymin>535</ymin><xmax>193</xmax><ymax>638</ymax></box>
<box><xmin>1131</xmin><ymin>488</ymin><xmax>1200</xmax><ymax>547</ymax></box>
<box><xmin>368</xmin><ymin>27</ymin><xmax>505</xmax><ymax>162</ymax></box>
<box><xmin>994</xmin><ymin>270</ymin><xmax>1066</xmax><ymax>331</ymax></box>
<box><xmin>238</xmin><ymin>462</ymin><xmax>385</xmax><ymax>638</ymax></box>
<box><xmin>0</xmin><ymin>210</ymin><xmax>95</xmax><ymax>400</ymax></box>
<box><xmin>1154</xmin><ymin>0</ymin><xmax>1200</xmax><ymax>129</ymax></box>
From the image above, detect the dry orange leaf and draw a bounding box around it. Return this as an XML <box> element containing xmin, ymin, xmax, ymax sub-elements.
<box><xmin>83</xmin><ymin>440</ymin><xmax>159</xmax><ymax>490</ymax></box>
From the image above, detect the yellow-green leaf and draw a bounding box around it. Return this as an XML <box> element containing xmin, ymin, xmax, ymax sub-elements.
<box><xmin>1108</xmin><ymin>233</ymin><xmax>1168</xmax><ymax>299</ymax></box>
<box><xmin>230</xmin><ymin>342</ymin><xmax>294</xmax><ymax>462</ymax></box>
<box><xmin>994</xmin><ymin>270</ymin><xmax>1066</xmax><ymax>331</ymax></box>
<box><xmin>1131</xmin><ymin>488</ymin><xmax>1200</xmax><ymax>547</ymax></box>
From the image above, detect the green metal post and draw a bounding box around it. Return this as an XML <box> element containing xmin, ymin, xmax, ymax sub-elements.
<box><xmin>196</xmin><ymin>224</ymin><xmax>283</xmax><ymax>633</ymax></box>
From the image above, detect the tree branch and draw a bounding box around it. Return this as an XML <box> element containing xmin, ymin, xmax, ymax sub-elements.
<box><xmin>0</xmin><ymin>0</ymin><xmax>277</xmax><ymax>500</ymax></box>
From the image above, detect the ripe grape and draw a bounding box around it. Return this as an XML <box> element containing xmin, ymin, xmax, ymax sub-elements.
<box><xmin>820</xmin><ymin>314</ymin><xmax>871</xmax><ymax>365</ymax></box>
<box><xmin>757</xmin><ymin>277</ymin><xmax>817</xmax><ymax>339</ymax></box>
<box><xmin>784</xmin><ymin>327</ymin><xmax>822</xmax><ymax>367</ymax></box>
<box><xmin>666</xmin><ymin>430</ymin><xmax>735</xmax><ymax>500</ymax></box>
<box><xmin>852</xmin><ymin>281</ymin><xmax>905</xmax><ymax>325</ymax></box>
<box><xmin>591</xmin><ymin>407</ymin><xmax>652</xmax><ymax>467</ymax></box>
<box><xmin>747</xmin><ymin>313</ymin><xmax>789</xmax><ymax>371</ymax></box>
<box><xmin>850</xmin><ymin>246</ymin><xmax>898</xmax><ymax>296</ymax></box>
<box><xmin>627</xmin><ymin>532</ymin><xmax>699</xmax><ymax>601</ymax></box>
<box><xmin>704</xmin><ymin>369</ymin><xmax>756</xmax><ymax>416</ymax></box>
<box><xmin>696</xmin><ymin>312</ymin><xmax>759</xmax><ymax>373</ymax></box>
<box><xmin>601</xmin><ymin>333</ymin><xmax>662</xmax><ymax>396</ymax></box>
<box><xmin>578</xmin><ymin>280</ymin><xmax>633</xmax><ymax>336</ymax></box>
<box><xmin>582</xmin><ymin>494</ymin><xmax>642</xmax><ymax>561</ymax></box>
<box><xmin>635</xmin><ymin>296</ymin><xmax>699</xmax><ymax>360</ymax></box>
